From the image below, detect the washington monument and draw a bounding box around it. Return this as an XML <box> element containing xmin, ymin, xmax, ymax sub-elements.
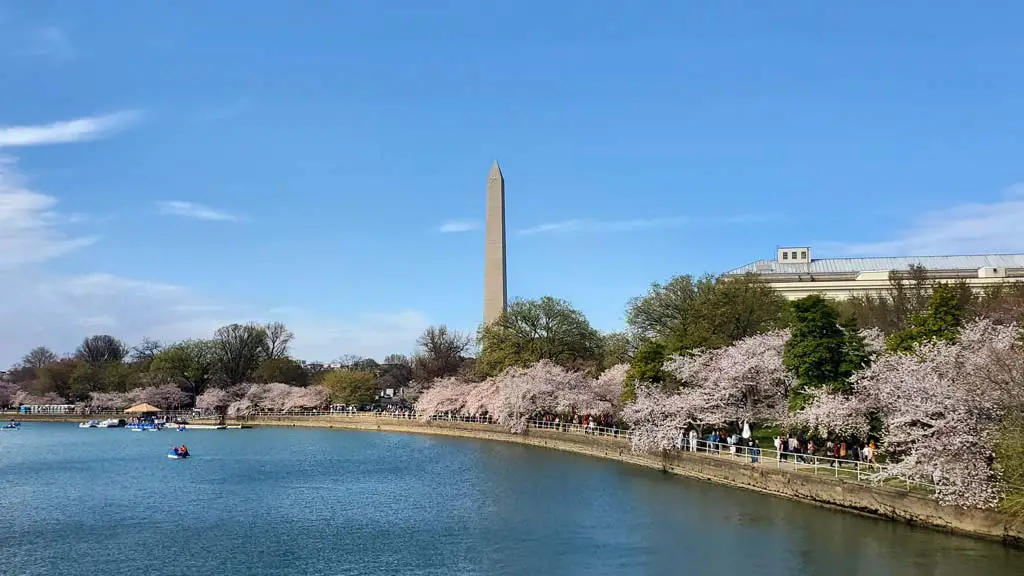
<box><xmin>483</xmin><ymin>161</ymin><xmax>507</xmax><ymax>325</ymax></box>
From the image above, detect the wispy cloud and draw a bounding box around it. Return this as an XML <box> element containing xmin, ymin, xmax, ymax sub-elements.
<box><xmin>0</xmin><ymin>111</ymin><xmax>141</xmax><ymax>148</ymax></box>
<box><xmin>0</xmin><ymin>157</ymin><xmax>96</xmax><ymax>268</ymax></box>
<box><xmin>515</xmin><ymin>214</ymin><xmax>769</xmax><ymax>236</ymax></box>
<box><xmin>823</xmin><ymin>184</ymin><xmax>1024</xmax><ymax>256</ymax></box>
<box><xmin>438</xmin><ymin>219</ymin><xmax>480</xmax><ymax>233</ymax></box>
<box><xmin>156</xmin><ymin>201</ymin><xmax>244</xmax><ymax>222</ymax></box>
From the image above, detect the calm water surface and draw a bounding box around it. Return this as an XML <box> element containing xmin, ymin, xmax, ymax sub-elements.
<box><xmin>1</xmin><ymin>423</ymin><xmax>1021</xmax><ymax>576</ymax></box>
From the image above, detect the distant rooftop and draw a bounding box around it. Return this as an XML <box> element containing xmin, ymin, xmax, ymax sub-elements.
<box><xmin>725</xmin><ymin>253</ymin><xmax>1024</xmax><ymax>276</ymax></box>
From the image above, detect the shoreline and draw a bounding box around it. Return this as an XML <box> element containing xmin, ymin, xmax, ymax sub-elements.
<box><xmin>15</xmin><ymin>413</ymin><xmax>1023</xmax><ymax>548</ymax></box>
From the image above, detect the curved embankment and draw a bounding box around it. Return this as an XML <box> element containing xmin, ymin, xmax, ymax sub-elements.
<box><xmin>246</xmin><ymin>415</ymin><xmax>1024</xmax><ymax>548</ymax></box>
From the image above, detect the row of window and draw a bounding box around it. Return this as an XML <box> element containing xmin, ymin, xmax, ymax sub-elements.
<box><xmin>781</xmin><ymin>250</ymin><xmax>808</xmax><ymax>261</ymax></box>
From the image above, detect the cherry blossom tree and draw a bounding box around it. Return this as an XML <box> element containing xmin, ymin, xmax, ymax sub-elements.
<box><xmin>575</xmin><ymin>363</ymin><xmax>629</xmax><ymax>416</ymax></box>
<box><xmin>13</xmin><ymin>391</ymin><xmax>66</xmax><ymax>406</ymax></box>
<box><xmin>0</xmin><ymin>382</ymin><xmax>17</xmax><ymax>408</ymax></box>
<box><xmin>414</xmin><ymin>377</ymin><xmax>476</xmax><ymax>419</ymax></box>
<box><xmin>860</xmin><ymin>328</ymin><xmax>886</xmax><ymax>357</ymax></box>
<box><xmin>788</xmin><ymin>388</ymin><xmax>871</xmax><ymax>439</ymax></box>
<box><xmin>88</xmin><ymin>392</ymin><xmax>132</xmax><ymax>410</ymax></box>
<box><xmin>853</xmin><ymin>319</ymin><xmax>1021</xmax><ymax>508</ymax></box>
<box><xmin>486</xmin><ymin>360</ymin><xmax>596</xmax><ymax>432</ymax></box>
<box><xmin>283</xmin><ymin>385</ymin><xmax>329</xmax><ymax>411</ymax></box>
<box><xmin>130</xmin><ymin>384</ymin><xmax>191</xmax><ymax>409</ymax></box>
<box><xmin>463</xmin><ymin>378</ymin><xmax>500</xmax><ymax>417</ymax></box>
<box><xmin>196</xmin><ymin>388</ymin><xmax>235</xmax><ymax>413</ymax></box>
<box><xmin>663</xmin><ymin>329</ymin><xmax>793</xmax><ymax>427</ymax></box>
<box><xmin>622</xmin><ymin>384</ymin><xmax>704</xmax><ymax>453</ymax></box>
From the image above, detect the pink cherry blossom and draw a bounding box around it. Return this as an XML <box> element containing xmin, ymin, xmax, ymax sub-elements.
<box><xmin>0</xmin><ymin>382</ymin><xmax>19</xmax><ymax>407</ymax></box>
<box><xmin>196</xmin><ymin>387</ymin><xmax>235</xmax><ymax>411</ymax></box>
<box><xmin>662</xmin><ymin>329</ymin><xmax>793</xmax><ymax>427</ymax></box>
<box><xmin>283</xmin><ymin>385</ymin><xmax>329</xmax><ymax>411</ymax></box>
<box><xmin>88</xmin><ymin>391</ymin><xmax>133</xmax><ymax>410</ymax></box>
<box><xmin>414</xmin><ymin>377</ymin><xmax>475</xmax><ymax>419</ymax></box>
<box><xmin>788</xmin><ymin>388</ymin><xmax>871</xmax><ymax>439</ymax></box>
<box><xmin>622</xmin><ymin>384</ymin><xmax>702</xmax><ymax>453</ymax></box>
<box><xmin>463</xmin><ymin>378</ymin><xmax>500</xmax><ymax>417</ymax></box>
<box><xmin>852</xmin><ymin>319</ymin><xmax>1021</xmax><ymax>508</ymax></box>
<box><xmin>13</xmin><ymin>390</ymin><xmax>67</xmax><ymax>406</ymax></box>
<box><xmin>130</xmin><ymin>384</ymin><xmax>191</xmax><ymax>409</ymax></box>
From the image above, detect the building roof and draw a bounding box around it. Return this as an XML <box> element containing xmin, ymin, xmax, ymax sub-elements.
<box><xmin>724</xmin><ymin>254</ymin><xmax>1024</xmax><ymax>276</ymax></box>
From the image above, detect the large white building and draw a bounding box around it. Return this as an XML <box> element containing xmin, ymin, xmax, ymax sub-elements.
<box><xmin>723</xmin><ymin>246</ymin><xmax>1024</xmax><ymax>300</ymax></box>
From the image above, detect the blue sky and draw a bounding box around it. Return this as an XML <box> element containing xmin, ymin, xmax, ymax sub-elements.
<box><xmin>2</xmin><ymin>2</ymin><xmax>1023</xmax><ymax>366</ymax></box>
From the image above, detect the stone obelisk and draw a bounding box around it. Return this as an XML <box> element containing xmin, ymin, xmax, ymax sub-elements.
<box><xmin>483</xmin><ymin>161</ymin><xmax>507</xmax><ymax>325</ymax></box>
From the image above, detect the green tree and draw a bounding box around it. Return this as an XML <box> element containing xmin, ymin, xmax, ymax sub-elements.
<box><xmin>886</xmin><ymin>283</ymin><xmax>964</xmax><ymax>352</ymax></box>
<box><xmin>321</xmin><ymin>370</ymin><xmax>378</xmax><ymax>405</ymax></box>
<box><xmin>623</xmin><ymin>340</ymin><xmax>667</xmax><ymax>402</ymax></box>
<box><xmin>69</xmin><ymin>362</ymin><xmax>102</xmax><ymax>400</ymax></box>
<box><xmin>627</xmin><ymin>273</ymin><xmax>788</xmax><ymax>354</ymax></box>
<box><xmin>476</xmin><ymin>296</ymin><xmax>602</xmax><ymax>377</ymax></box>
<box><xmin>213</xmin><ymin>323</ymin><xmax>268</xmax><ymax>385</ymax></box>
<box><xmin>838</xmin><ymin>316</ymin><xmax>872</xmax><ymax>378</ymax></box>
<box><xmin>100</xmin><ymin>361</ymin><xmax>133</xmax><ymax>393</ymax></box>
<box><xmin>783</xmin><ymin>295</ymin><xmax>856</xmax><ymax>405</ymax></box>
<box><xmin>599</xmin><ymin>331</ymin><xmax>633</xmax><ymax>371</ymax></box>
<box><xmin>34</xmin><ymin>358</ymin><xmax>81</xmax><ymax>400</ymax></box>
<box><xmin>151</xmin><ymin>339</ymin><xmax>217</xmax><ymax>397</ymax></box>
<box><xmin>253</xmin><ymin>357</ymin><xmax>309</xmax><ymax>386</ymax></box>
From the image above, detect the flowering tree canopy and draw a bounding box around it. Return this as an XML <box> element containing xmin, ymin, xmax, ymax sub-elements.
<box><xmin>854</xmin><ymin>319</ymin><xmax>1022</xmax><ymax>508</ymax></box>
<box><xmin>414</xmin><ymin>360</ymin><xmax>626</xmax><ymax>433</ymax></box>
<box><xmin>622</xmin><ymin>384</ymin><xmax>701</xmax><ymax>454</ymax></box>
<box><xmin>0</xmin><ymin>382</ymin><xmax>18</xmax><ymax>407</ymax></box>
<box><xmin>88</xmin><ymin>392</ymin><xmax>133</xmax><ymax>410</ymax></box>
<box><xmin>13</xmin><ymin>390</ymin><xmax>67</xmax><ymax>406</ymax></box>
<box><xmin>663</xmin><ymin>329</ymin><xmax>793</xmax><ymax>427</ymax></box>
<box><xmin>414</xmin><ymin>377</ymin><xmax>476</xmax><ymax>420</ymax></box>
<box><xmin>130</xmin><ymin>384</ymin><xmax>192</xmax><ymax>409</ymax></box>
<box><xmin>196</xmin><ymin>388</ymin><xmax>235</xmax><ymax>411</ymax></box>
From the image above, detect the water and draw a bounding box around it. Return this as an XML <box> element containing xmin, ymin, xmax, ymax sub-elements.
<box><xmin>1</xmin><ymin>424</ymin><xmax>1021</xmax><ymax>576</ymax></box>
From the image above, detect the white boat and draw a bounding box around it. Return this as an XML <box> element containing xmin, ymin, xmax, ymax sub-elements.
<box><xmin>99</xmin><ymin>419</ymin><xmax>123</xmax><ymax>428</ymax></box>
<box><xmin>79</xmin><ymin>420</ymin><xmax>100</xmax><ymax>428</ymax></box>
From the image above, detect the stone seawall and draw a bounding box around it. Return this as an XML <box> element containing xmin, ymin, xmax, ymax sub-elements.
<box><xmin>247</xmin><ymin>415</ymin><xmax>1024</xmax><ymax>547</ymax></box>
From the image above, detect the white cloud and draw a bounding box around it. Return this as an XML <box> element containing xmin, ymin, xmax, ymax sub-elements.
<box><xmin>156</xmin><ymin>200</ymin><xmax>243</xmax><ymax>222</ymax></box>
<box><xmin>825</xmin><ymin>184</ymin><xmax>1024</xmax><ymax>256</ymax></box>
<box><xmin>0</xmin><ymin>111</ymin><xmax>140</xmax><ymax>148</ymax></box>
<box><xmin>515</xmin><ymin>214</ymin><xmax>769</xmax><ymax>235</ymax></box>
<box><xmin>438</xmin><ymin>219</ymin><xmax>480</xmax><ymax>233</ymax></box>
<box><xmin>0</xmin><ymin>159</ymin><xmax>423</xmax><ymax>365</ymax></box>
<box><xmin>0</xmin><ymin>157</ymin><xmax>95</xmax><ymax>268</ymax></box>
<box><xmin>0</xmin><ymin>120</ymin><xmax>425</xmax><ymax>367</ymax></box>
<box><xmin>0</xmin><ymin>268</ymin><xmax>428</xmax><ymax>366</ymax></box>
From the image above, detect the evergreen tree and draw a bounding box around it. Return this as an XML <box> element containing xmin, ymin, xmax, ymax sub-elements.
<box><xmin>886</xmin><ymin>283</ymin><xmax>964</xmax><ymax>352</ymax></box>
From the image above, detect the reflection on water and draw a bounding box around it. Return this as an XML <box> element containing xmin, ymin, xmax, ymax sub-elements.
<box><xmin>0</xmin><ymin>423</ymin><xmax>1020</xmax><ymax>575</ymax></box>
